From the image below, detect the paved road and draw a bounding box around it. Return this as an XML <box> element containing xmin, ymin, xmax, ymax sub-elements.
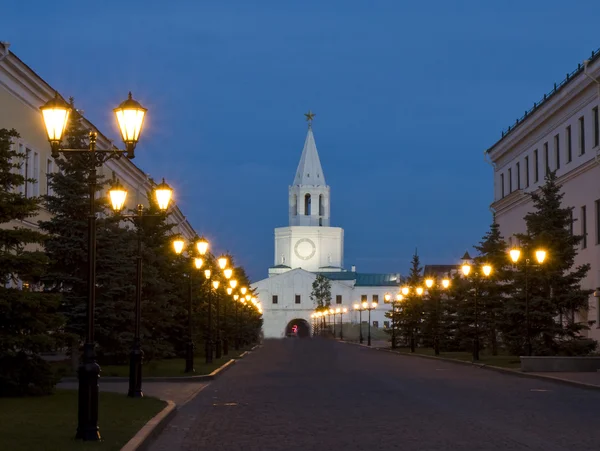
<box><xmin>149</xmin><ymin>338</ymin><xmax>600</xmax><ymax>451</ymax></box>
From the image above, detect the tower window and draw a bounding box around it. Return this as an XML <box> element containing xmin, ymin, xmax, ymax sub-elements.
<box><xmin>304</xmin><ymin>194</ymin><xmax>311</xmax><ymax>215</ymax></box>
<box><xmin>319</xmin><ymin>194</ymin><xmax>324</xmax><ymax>216</ymax></box>
<box><xmin>272</xmin><ymin>295</ymin><xmax>278</xmax><ymax>304</ymax></box>
<box><xmin>295</xmin><ymin>295</ymin><xmax>301</xmax><ymax>304</ymax></box>
<box><xmin>336</xmin><ymin>295</ymin><xmax>342</xmax><ymax>304</ymax></box>
<box><xmin>292</xmin><ymin>194</ymin><xmax>297</xmax><ymax>216</ymax></box>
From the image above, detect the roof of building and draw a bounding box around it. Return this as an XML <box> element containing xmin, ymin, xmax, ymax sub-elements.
<box><xmin>293</xmin><ymin>125</ymin><xmax>326</xmax><ymax>186</ymax></box>
<box><xmin>423</xmin><ymin>265</ymin><xmax>459</xmax><ymax>277</ymax></box>
<box><xmin>318</xmin><ymin>271</ymin><xmax>401</xmax><ymax>287</ymax></box>
<box><xmin>486</xmin><ymin>46</ymin><xmax>600</xmax><ymax>153</ymax></box>
<box><xmin>270</xmin><ymin>264</ymin><xmax>291</xmax><ymax>269</ymax></box>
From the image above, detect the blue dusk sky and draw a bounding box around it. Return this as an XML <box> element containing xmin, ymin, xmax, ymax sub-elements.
<box><xmin>3</xmin><ymin>0</ymin><xmax>600</xmax><ymax>280</ymax></box>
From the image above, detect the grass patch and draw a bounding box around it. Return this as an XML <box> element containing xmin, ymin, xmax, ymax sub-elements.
<box><xmin>393</xmin><ymin>347</ymin><xmax>522</xmax><ymax>369</ymax></box>
<box><xmin>52</xmin><ymin>347</ymin><xmax>250</xmax><ymax>378</ymax></box>
<box><xmin>0</xmin><ymin>389</ymin><xmax>165</xmax><ymax>451</ymax></box>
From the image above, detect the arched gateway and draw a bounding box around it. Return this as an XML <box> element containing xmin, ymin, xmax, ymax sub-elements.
<box><xmin>285</xmin><ymin>318</ymin><xmax>311</xmax><ymax>338</ymax></box>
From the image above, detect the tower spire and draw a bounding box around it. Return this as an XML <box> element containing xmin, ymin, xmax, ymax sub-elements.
<box><xmin>294</xmin><ymin>111</ymin><xmax>325</xmax><ymax>186</ymax></box>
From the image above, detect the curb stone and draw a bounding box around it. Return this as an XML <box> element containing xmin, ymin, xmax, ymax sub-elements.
<box><xmin>341</xmin><ymin>340</ymin><xmax>600</xmax><ymax>392</ymax></box>
<box><xmin>119</xmin><ymin>354</ymin><xmax>248</xmax><ymax>450</ymax></box>
<box><xmin>60</xmin><ymin>358</ymin><xmax>236</xmax><ymax>383</ymax></box>
<box><xmin>121</xmin><ymin>400</ymin><xmax>176</xmax><ymax>451</ymax></box>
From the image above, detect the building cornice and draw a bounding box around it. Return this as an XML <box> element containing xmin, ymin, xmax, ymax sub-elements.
<box><xmin>487</xmin><ymin>53</ymin><xmax>600</xmax><ymax>162</ymax></box>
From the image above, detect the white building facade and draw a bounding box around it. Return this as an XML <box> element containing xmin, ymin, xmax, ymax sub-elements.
<box><xmin>252</xmin><ymin>118</ymin><xmax>400</xmax><ymax>338</ymax></box>
<box><xmin>487</xmin><ymin>48</ymin><xmax>600</xmax><ymax>342</ymax></box>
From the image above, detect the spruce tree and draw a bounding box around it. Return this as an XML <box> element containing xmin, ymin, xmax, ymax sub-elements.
<box><xmin>0</xmin><ymin>128</ymin><xmax>65</xmax><ymax>396</ymax></box>
<box><xmin>40</xmin><ymin>100</ymin><xmax>137</xmax><ymax>364</ymax></box>
<box><xmin>402</xmin><ymin>251</ymin><xmax>424</xmax><ymax>352</ymax></box>
<box><xmin>473</xmin><ymin>221</ymin><xmax>512</xmax><ymax>355</ymax></box>
<box><xmin>516</xmin><ymin>171</ymin><xmax>594</xmax><ymax>355</ymax></box>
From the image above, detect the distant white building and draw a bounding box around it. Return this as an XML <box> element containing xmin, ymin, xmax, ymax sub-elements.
<box><xmin>252</xmin><ymin>116</ymin><xmax>400</xmax><ymax>338</ymax></box>
<box><xmin>486</xmin><ymin>48</ymin><xmax>600</xmax><ymax>342</ymax></box>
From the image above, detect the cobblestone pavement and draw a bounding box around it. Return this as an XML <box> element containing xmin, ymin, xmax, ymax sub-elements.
<box><xmin>56</xmin><ymin>380</ymin><xmax>207</xmax><ymax>406</ymax></box>
<box><xmin>148</xmin><ymin>338</ymin><xmax>600</xmax><ymax>451</ymax></box>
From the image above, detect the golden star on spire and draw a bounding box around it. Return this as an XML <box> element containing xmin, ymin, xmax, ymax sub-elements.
<box><xmin>304</xmin><ymin>110</ymin><xmax>315</xmax><ymax>124</ymax></box>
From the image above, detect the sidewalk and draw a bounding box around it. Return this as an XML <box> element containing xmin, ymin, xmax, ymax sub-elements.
<box><xmin>343</xmin><ymin>340</ymin><xmax>600</xmax><ymax>390</ymax></box>
<box><xmin>56</xmin><ymin>380</ymin><xmax>208</xmax><ymax>406</ymax></box>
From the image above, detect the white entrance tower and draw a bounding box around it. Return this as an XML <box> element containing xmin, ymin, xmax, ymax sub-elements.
<box><xmin>270</xmin><ymin>111</ymin><xmax>344</xmax><ymax>276</ymax></box>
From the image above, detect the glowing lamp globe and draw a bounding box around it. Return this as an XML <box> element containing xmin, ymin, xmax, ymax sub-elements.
<box><xmin>113</xmin><ymin>92</ymin><xmax>147</xmax><ymax>158</ymax></box>
<box><xmin>108</xmin><ymin>180</ymin><xmax>128</xmax><ymax>213</ymax></box>
<box><xmin>509</xmin><ymin>248</ymin><xmax>521</xmax><ymax>263</ymax></box>
<box><xmin>536</xmin><ymin>250</ymin><xmax>547</xmax><ymax>264</ymax></box>
<box><xmin>40</xmin><ymin>92</ymin><xmax>71</xmax><ymax>156</ymax></box>
<box><xmin>196</xmin><ymin>237</ymin><xmax>209</xmax><ymax>255</ymax></box>
<box><xmin>154</xmin><ymin>178</ymin><xmax>173</xmax><ymax>211</ymax></box>
<box><xmin>173</xmin><ymin>237</ymin><xmax>185</xmax><ymax>255</ymax></box>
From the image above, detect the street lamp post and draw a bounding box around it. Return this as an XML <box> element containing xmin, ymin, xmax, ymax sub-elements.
<box><xmin>424</xmin><ymin>277</ymin><xmax>451</xmax><ymax>356</ymax></box>
<box><xmin>236</xmin><ymin>286</ymin><xmax>247</xmax><ymax>349</ymax></box>
<box><xmin>329</xmin><ymin>308</ymin><xmax>336</xmax><ymax>337</ymax></box>
<box><xmin>364</xmin><ymin>301</ymin><xmax>377</xmax><ymax>346</ymax></box>
<box><xmin>222</xmin><ymin>267</ymin><xmax>234</xmax><ymax>356</ymax></box>
<box><xmin>215</xmin><ymin>256</ymin><xmax>228</xmax><ymax>359</ymax></box>
<box><xmin>41</xmin><ymin>91</ymin><xmax>146</xmax><ymax>441</ymax></box>
<box><xmin>401</xmin><ymin>285</ymin><xmax>424</xmax><ymax>353</ymax></box>
<box><xmin>173</xmin><ymin>236</ymin><xmax>209</xmax><ymax>372</ymax></box>
<box><xmin>205</xmin><ymin>269</ymin><xmax>214</xmax><ymax>364</ymax></box>
<box><xmin>353</xmin><ymin>303</ymin><xmax>364</xmax><ymax>343</ymax></box>
<box><xmin>338</xmin><ymin>307</ymin><xmax>347</xmax><ymax>340</ymax></box>
<box><xmin>384</xmin><ymin>293</ymin><xmax>401</xmax><ymax>349</ymax></box>
<box><xmin>461</xmin><ymin>252</ymin><xmax>493</xmax><ymax>362</ymax></box>
<box><xmin>109</xmin><ymin>179</ymin><xmax>173</xmax><ymax>397</ymax></box>
<box><xmin>509</xmin><ymin>247</ymin><xmax>547</xmax><ymax>356</ymax></box>
<box><xmin>227</xmin><ymin>278</ymin><xmax>238</xmax><ymax>354</ymax></box>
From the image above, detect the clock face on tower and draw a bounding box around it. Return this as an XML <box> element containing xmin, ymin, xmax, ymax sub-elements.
<box><xmin>294</xmin><ymin>238</ymin><xmax>316</xmax><ymax>260</ymax></box>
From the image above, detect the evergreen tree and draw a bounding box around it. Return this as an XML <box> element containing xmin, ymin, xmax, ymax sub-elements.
<box><xmin>473</xmin><ymin>221</ymin><xmax>512</xmax><ymax>355</ymax></box>
<box><xmin>0</xmin><ymin>128</ymin><xmax>65</xmax><ymax>396</ymax></box>
<box><xmin>40</xmin><ymin>100</ymin><xmax>137</xmax><ymax>364</ymax></box>
<box><xmin>399</xmin><ymin>251</ymin><xmax>424</xmax><ymax>352</ymax></box>
<box><xmin>311</xmin><ymin>274</ymin><xmax>332</xmax><ymax>310</ymax></box>
<box><xmin>516</xmin><ymin>171</ymin><xmax>595</xmax><ymax>355</ymax></box>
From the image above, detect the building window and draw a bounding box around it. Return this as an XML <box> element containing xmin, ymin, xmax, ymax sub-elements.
<box><xmin>24</xmin><ymin>147</ymin><xmax>31</xmax><ymax>198</ymax></box>
<box><xmin>534</xmin><ymin>149</ymin><xmax>539</xmax><ymax>182</ymax></box>
<box><xmin>272</xmin><ymin>295</ymin><xmax>278</xmax><ymax>304</ymax></box>
<box><xmin>336</xmin><ymin>295</ymin><xmax>342</xmax><ymax>304</ymax></box>
<box><xmin>33</xmin><ymin>152</ymin><xmax>39</xmax><ymax>196</ymax></box>
<box><xmin>500</xmin><ymin>173</ymin><xmax>505</xmax><ymax>198</ymax></box>
<box><xmin>361</xmin><ymin>294</ymin><xmax>367</xmax><ymax>302</ymax></box>
<box><xmin>579</xmin><ymin>116</ymin><xmax>585</xmax><ymax>155</ymax></box>
<box><xmin>46</xmin><ymin>159</ymin><xmax>54</xmax><ymax>196</ymax></box>
<box><xmin>581</xmin><ymin>206</ymin><xmax>587</xmax><ymax>249</ymax></box>
<box><xmin>516</xmin><ymin>162</ymin><xmax>520</xmax><ymax>190</ymax></box>
<box><xmin>544</xmin><ymin>142</ymin><xmax>549</xmax><ymax>176</ymax></box>
<box><xmin>372</xmin><ymin>294</ymin><xmax>378</xmax><ymax>303</ymax></box>
<box><xmin>508</xmin><ymin>168</ymin><xmax>512</xmax><ymax>193</ymax></box>
<box><xmin>383</xmin><ymin>321</ymin><xmax>390</xmax><ymax>329</ymax></box>
<box><xmin>295</xmin><ymin>295</ymin><xmax>301</xmax><ymax>304</ymax></box>
<box><xmin>596</xmin><ymin>200</ymin><xmax>600</xmax><ymax>245</ymax></box>
<box><xmin>554</xmin><ymin>134</ymin><xmax>560</xmax><ymax>170</ymax></box>
<box><xmin>594</xmin><ymin>107</ymin><xmax>599</xmax><ymax>147</ymax></box>
<box><xmin>373</xmin><ymin>321</ymin><xmax>379</xmax><ymax>328</ymax></box>
<box><xmin>566</xmin><ymin>125</ymin><xmax>572</xmax><ymax>163</ymax></box>
<box><xmin>569</xmin><ymin>210</ymin><xmax>574</xmax><ymax>236</ymax></box>
<box><xmin>524</xmin><ymin>156</ymin><xmax>529</xmax><ymax>187</ymax></box>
